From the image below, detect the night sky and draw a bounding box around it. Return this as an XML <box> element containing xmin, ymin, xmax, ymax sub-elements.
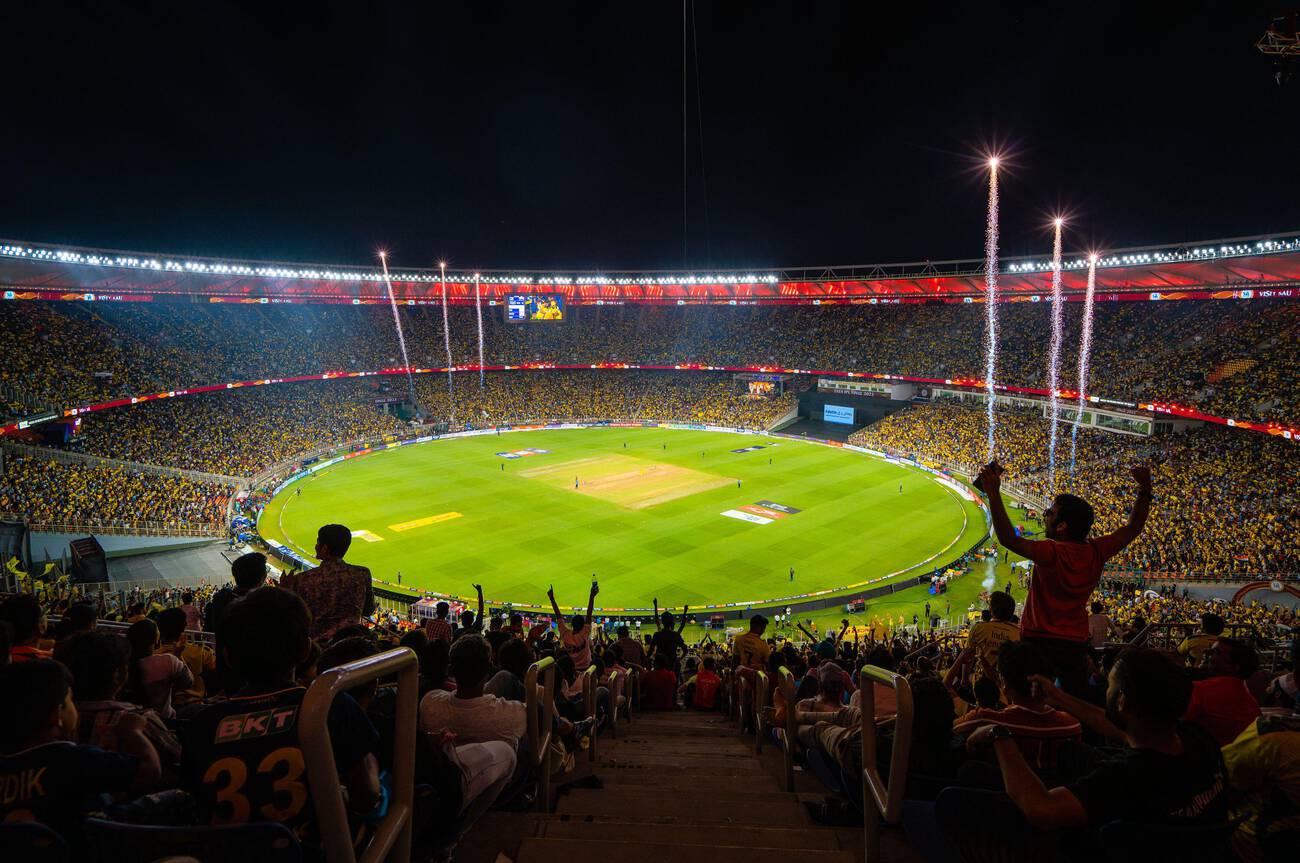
<box><xmin>3</xmin><ymin>1</ymin><xmax>1297</xmax><ymax>271</ymax></box>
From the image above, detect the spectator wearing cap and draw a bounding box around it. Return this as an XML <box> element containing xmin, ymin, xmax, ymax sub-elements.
<box><xmin>281</xmin><ymin>523</ymin><xmax>375</xmax><ymax>642</ymax></box>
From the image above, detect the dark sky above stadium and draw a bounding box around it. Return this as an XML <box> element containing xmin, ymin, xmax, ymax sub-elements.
<box><xmin>4</xmin><ymin>1</ymin><xmax>1297</xmax><ymax>271</ymax></box>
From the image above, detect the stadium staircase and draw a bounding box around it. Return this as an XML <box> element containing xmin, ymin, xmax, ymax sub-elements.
<box><xmin>454</xmin><ymin>708</ymin><xmax>908</xmax><ymax>863</ymax></box>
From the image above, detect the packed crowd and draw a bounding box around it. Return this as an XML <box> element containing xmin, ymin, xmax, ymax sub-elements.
<box><xmin>0</xmin><ymin>455</ymin><xmax>232</xmax><ymax>532</ymax></box>
<box><xmin>66</xmin><ymin>381</ymin><xmax>407</xmax><ymax>477</ymax></box>
<box><xmin>852</xmin><ymin>401</ymin><xmax>1300</xmax><ymax>575</ymax></box>
<box><xmin>1</xmin><ymin>489</ymin><xmax>1297</xmax><ymax>861</ymax></box>
<box><xmin>2</xmin><ymin>296</ymin><xmax>1296</xmax><ymax>423</ymax></box>
<box><xmin>410</xmin><ymin>370</ymin><xmax>801</xmax><ymax>430</ymax></box>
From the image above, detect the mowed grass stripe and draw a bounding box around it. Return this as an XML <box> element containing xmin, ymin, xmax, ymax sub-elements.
<box><xmin>259</xmin><ymin>429</ymin><xmax>983</xmax><ymax>609</ymax></box>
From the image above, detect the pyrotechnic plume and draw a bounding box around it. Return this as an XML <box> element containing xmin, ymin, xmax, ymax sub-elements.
<box><xmin>474</xmin><ymin>273</ymin><xmax>485</xmax><ymax>388</ymax></box>
<box><xmin>439</xmin><ymin>261</ymin><xmax>455</xmax><ymax>424</ymax></box>
<box><xmin>378</xmin><ymin>252</ymin><xmax>419</xmax><ymax>413</ymax></box>
<box><xmin>1046</xmin><ymin>218</ymin><xmax>1065</xmax><ymax>491</ymax></box>
<box><xmin>983</xmin><ymin>158</ymin><xmax>1001</xmax><ymax>459</ymax></box>
<box><xmin>1070</xmin><ymin>254</ymin><xmax>1099</xmax><ymax>474</ymax></box>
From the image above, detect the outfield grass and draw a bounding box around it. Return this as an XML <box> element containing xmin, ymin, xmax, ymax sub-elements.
<box><xmin>258</xmin><ymin>428</ymin><xmax>989</xmax><ymax>612</ymax></box>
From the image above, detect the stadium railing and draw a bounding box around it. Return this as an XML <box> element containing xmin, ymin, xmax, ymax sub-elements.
<box><xmin>525</xmin><ymin>657</ymin><xmax>558</xmax><ymax>812</ymax></box>
<box><xmin>580</xmin><ymin>663</ymin><xmax>599</xmax><ymax>764</ymax></box>
<box><xmin>1</xmin><ymin>440</ymin><xmax>246</xmax><ymax>486</ymax></box>
<box><xmin>300</xmin><ymin>645</ymin><xmax>418</xmax><ymax>863</ymax></box>
<box><xmin>753</xmin><ymin>669</ymin><xmax>770</xmax><ymax>754</ymax></box>
<box><xmin>860</xmin><ymin>665</ymin><xmax>914</xmax><ymax>863</ymax></box>
<box><xmin>46</xmin><ymin>613</ymin><xmax>217</xmax><ymax>648</ymax></box>
<box><xmin>774</xmin><ymin>666</ymin><xmax>798</xmax><ymax>792</ymax></box>
<box><xmin>606</xmin><ymin>667</ymin><xmax>629</xmax><ymax>737</ymax></box>
<box><xmin>0</xmin><ymin>511</ymin><xmax>225</xmax><ymax>537</ymax></box>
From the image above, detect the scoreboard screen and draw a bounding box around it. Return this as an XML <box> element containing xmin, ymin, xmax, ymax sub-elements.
<box><xmin>506</xmin><ymin>294</ymin><xmax>565</xmax><ymax>322</ymax></box>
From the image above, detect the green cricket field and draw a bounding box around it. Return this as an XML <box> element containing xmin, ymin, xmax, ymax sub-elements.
<box><xmin>258</xmin><ymin>428</ymin><xmax>991</xmax><ymax>614</ymax></box>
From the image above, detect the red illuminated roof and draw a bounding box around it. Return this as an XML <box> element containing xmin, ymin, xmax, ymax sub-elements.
<box><xmin>2</xmin><ymin>233</ymin><xmax>1299</xmax><ymax>304</ymax></box>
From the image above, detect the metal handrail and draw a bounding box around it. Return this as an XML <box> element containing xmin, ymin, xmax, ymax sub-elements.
<box><xmin>859</xmin><ymin>665</ymin><xmax>914</xmax><ymax>863</ymax></box>
<box><xmin>580</xmin><ymin>664</ymin><xmax>599</xmax><ymax>764</ymax></box>
<box><xmin>737</xmin><ymin>672</ymin><xmax>753</xmax><ymax>736</ymax></box>
<box><xmin>776</xmin><ymin>666</ymin><xmax>798</xmax><ymax>791</ymax></box>
<box><xmin>525</xmin><ymin>657</ymin><xmax>557</xmax><ymax>812</ymax></box>
<box><xmin>606</xmin><ymin>667</ymin><xmax>627</xmax><ymax>737</ymax></box>
<box><xmin>299</xmin><ymin>646</ymin><xmax>417</xmax><ymax>863</ymax></box>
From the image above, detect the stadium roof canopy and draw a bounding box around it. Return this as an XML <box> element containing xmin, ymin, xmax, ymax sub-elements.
<box><xmin>2</xmin><ymin>233</ymin><xmax>1300</xmax><ymax>305</ymax></box>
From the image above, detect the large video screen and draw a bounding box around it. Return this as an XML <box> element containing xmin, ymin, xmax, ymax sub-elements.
<box><xmin>823</xmin><ymin>404</ymin><xmax>855</xmax><ymax>425</ymax></box>
<box><xmin>507</xmin><ymin>294</ymin><xmax>565</xmax><ymax>322</ymax></box>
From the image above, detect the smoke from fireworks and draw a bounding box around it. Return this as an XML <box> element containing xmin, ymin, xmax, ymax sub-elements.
<box><xmin>439</xmin><ymin>262</ymin><xmax>455</xmax><ymax>424</ymax></box>
<box><xmin>377</xmin><ymin>253</ymin><xmax>418</xmax><ymax>413</ymax></box>
<box><xmin>983</xmin><ymin>160</ymin><xmax>1001</xmax><ymax>459</ymax></box>
<box><xmin>474</xmin><ymin>273</ymin><xmax>485</xmax><ymax>388</ymax></box>
<box><xmin>1045</xmin><ymin>219</ymin><xmax>1065</xmax><ymax>491</ymax></box>
<box><xmin>1069</xmin><ymin>254</ymin><xmax>1099</xmax><ymax>474</ymax></box>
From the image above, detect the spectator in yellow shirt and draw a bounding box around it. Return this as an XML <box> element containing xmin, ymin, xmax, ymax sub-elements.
<box><xmin>958</xmin><ymin>591</ymin><xmax>1021</xmax><ymax>684</ymax></box>
<box><xmin>1177</xmin><ymin>612</ymin><xmax>1225</xmax><ymax>666</ymax></box>
<box><xmin>732</xmin><ymin>614</ymin><xmax>771</xmax><ymax>672</ymax></box>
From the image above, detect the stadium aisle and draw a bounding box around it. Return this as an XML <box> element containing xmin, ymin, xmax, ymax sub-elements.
<box><xmin>454</xmin><ymin>709</ymin><xmax>885</xmax><ymax>862</ymax></box>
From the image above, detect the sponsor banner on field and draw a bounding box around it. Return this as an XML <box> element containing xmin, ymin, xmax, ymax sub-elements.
<box><xmin>740</xmin><ymin>504</ymin><xmax>787</xmax><ymax>520</ymax></box>
<box><xmin>721</xmin><ymin>509</ymin><xmax>773</xmax><ymax>525</ymax></box>
<box><xmin>730</xmin><ymin>445</ymin><xmax>766</xmax><ymax>454</ymax></box>
<box><xmin>496</xmin><ymin>448</ymin><xmax>550</xmax><ymax>459</ymax></box>
<box><xmin>755</xmin><ymin>500</ymin><xmax>802</xmax><ymax>515</ymax></box>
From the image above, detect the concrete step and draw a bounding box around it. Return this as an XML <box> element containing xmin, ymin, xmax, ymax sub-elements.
<box><xmin>597</xmin><ymin>773</ymin><xmax>781</xmax><ymax>792</ymax></box>
<box><xmin>554</xmin><ymin>789</ymin><xmax>810</xmax><ymax>827</ymax></box>
<box><xmin>599</xmin><ymin>755</ymin><xmax>766</xmax><ymax>774</ymax></box>
<box><xmin>601</xmin><ymin>742</ymin><xmax>755</xmax><ymax>758</ymax></box>
<box><xmin>534</xmin><ymin>817</ymin><xmax>842</xmax><ymax>850</ymax></box>
<box><xmin>565</xmin><ymin>785</ymin><xmax>792</xmax><ymax>804</ymax></box>
<box><xmin>517</xmin><ymin>837</ymin><xmax>854</xmax><ymax>863</ymax></box>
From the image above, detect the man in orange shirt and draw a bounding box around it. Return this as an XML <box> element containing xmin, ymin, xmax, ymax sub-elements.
<box><xmin>976</xmin><ymin>461</ymin><xmax>1152</xmax><ymax>698</ymax></box>
<box><xmin>0</xmin><ymin>594</ymin><xmax>52</xmax><ymax>663</ymax></box>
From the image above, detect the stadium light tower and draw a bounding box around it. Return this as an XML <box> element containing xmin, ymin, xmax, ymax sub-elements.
<box><xmin>1258</xmin><ymin>12</ymin><xmax>1300</xmax><ymax>84</ymax></box>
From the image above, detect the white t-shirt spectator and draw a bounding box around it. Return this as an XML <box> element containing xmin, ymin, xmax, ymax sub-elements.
<box><xmin>1087</xmin><ymin>612</ymin><xmax>1113</xmax><ymax>648</ymax></box>
<box><xmin>139</xmin><ymin>653</ymin><xmax>194</xmax><ymax>719</ymax></box>
<box><xmin>419</xmin><ymin>690</ymin><xmax>527</xmax><ymax>749</ymax></box>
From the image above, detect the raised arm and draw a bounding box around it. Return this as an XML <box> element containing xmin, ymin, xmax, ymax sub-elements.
<box><xmin>796</xmin><ymin>623</ymin><xmax>816</xmax><ymax>642</ymax></box>
<box><xmin>473</xmin><ymin>583</ymin><xmax>485</xmax><ymax>628</ymax></box>
<box><xmin>975</xmin><ymin>462</ymin><xmax>1034</xmax><ymax>558</ymax></box>
<box><xmin>963</xmin><ymin>728</ymin><xmax>1088</xmax><ymax>830</ymax></box>
<box><xmin>1100</xmin><ymin>466</ymin><xmax>1153</xmax><ymax>552</ymax></box>
<box><xmin>835</xmin><ymin>619</ymin><xmax>851</xmax><ymax>644</ymax></box>
<box><xmin>547</xmin><ymin>584</ymin><xmax>563</xmax><ymax>620</ymax></box>
<box><xmin>653</xmin><ymin>596</ymin><xmax>661</xmax><ymax>629</ymax></box>
<box><xmin>677</xmin><ymin>605</ymin><xmax>688</xmax><ymax>633</ymax></box>
<box><xmin>587</xmin><ymin>581</ymin><xmax>598</xmax><ymax>621</ymax></box>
